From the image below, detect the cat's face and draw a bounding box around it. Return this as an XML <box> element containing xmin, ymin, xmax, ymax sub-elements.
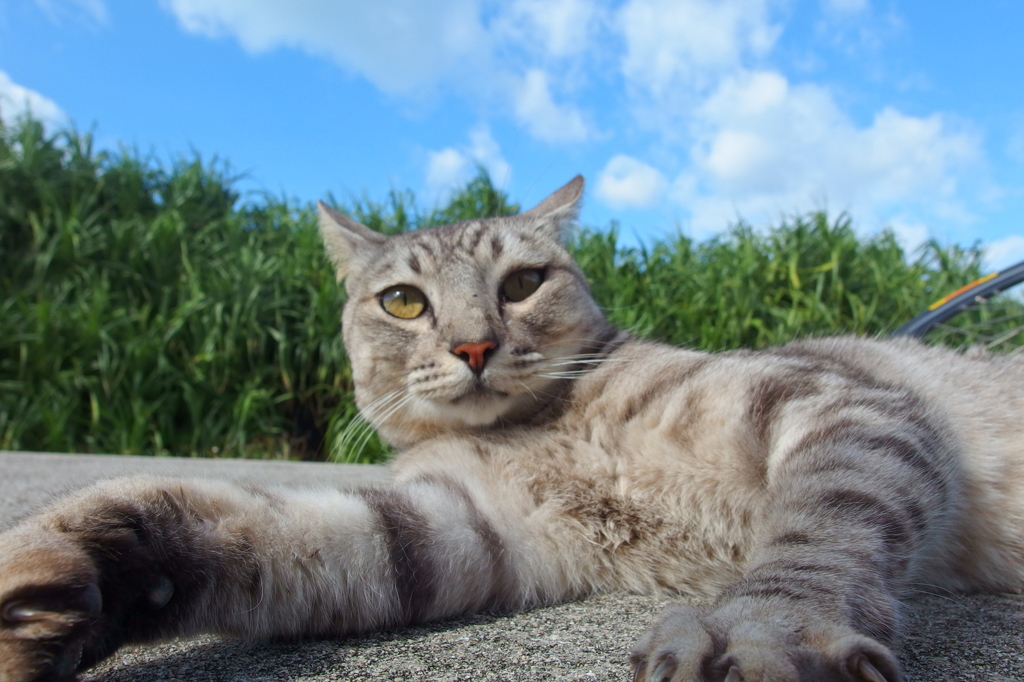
<box><xmin>319</xmin><ymin>177</ymin><xmax>610</xmax><ymax>448</ymax></box>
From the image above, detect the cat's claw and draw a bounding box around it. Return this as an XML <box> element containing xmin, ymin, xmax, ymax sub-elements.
<box><xmin>651</xmin><ymin>657</ymin><xmax>676</xmax><ymax>682</ymax></box>
<box><xmin>852</xmin><ymin>654</ymin><xmax>888</xmax><ymax>682</ymax></box>
<box><xmin>723</xmin><ymin>666</ymin><xmax>744</xmax><ymax>682</ymax></box>
<box><xmin>0</xmin><ymin>529</ymin><xmax>103</xmax><ymax>682</ymax></box>
<box><xmin>630</xmin><ymin>602</ymin><xmax>904</xmax><ymax>682</ymax></box>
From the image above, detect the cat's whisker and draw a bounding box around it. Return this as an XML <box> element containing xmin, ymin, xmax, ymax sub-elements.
<box><xmin>374</xmin><ymin>393</ymin><xmax>415</xmax><ymax>429</ymax></box>
<box><xmin>905</xmin><ymin>589</ymin><xmax>967</xmax><ymax>606</ymax></box>
<box><xmin>542</xmin><ymin>352</ymin><xmax>619</xmax><ymax>361</ymax></box>
<box><xmin>537</xmin><ymin>373</ymin><xmax>594</xmax><ymax>380</ymax></box>
<box><xmin>353</xmin><ymin>392</ymin><xmax>408</xmax><ymax>431</ymax></box>
<box><xmin>534</xmin><ymin>356</ymin><xmax>629</xmax><ymax>377</ymax></box>
<box><xmin>541</xmin><ymin>357</ymin><xmax>627</xmax><ymax>367</ymax></box>
<box><xmin>335</xmin><ymin>418</ymin><xmax>377</xmax><ymax>462</ymax></box>
<box><xmin>333</xmin><ymin>415</ymin><xmax>368</xmax><ymax>458</ymax></box>
<box><xmin>515</xmin><ymin>381</ymin><xmax>540</xmax><ymax>402</ymax></box>
<box><xmin>541</xmin><ymin>352</ymin><xmax>632</xmax><ymax>365</ymax></box>
<box><xmin>536</xmin><ymin>371</ymin><xmax>587</xmax><ymax>380</ymax></box>
<box><xmin>904</xmin><ymin>583</ymin><xmax>969</xmax><ymax>607</ymax></box>
<box><xmin>536</xmin><ymin>336</ymin><xmax>630</xmax><ymax>353</ymax></box>
<box><xmin>538</xmin><ymin>367</ymin><xmax>598</xmax><ymax>374</ymax></box>
<box><xmin>536</xmin><ymin>365</ymin><xmax>599</xmax><ymax>374</ymax></box>
<box><xmin>537</xmin><ymin>365</ymin><xmax>611</xmax><ymax>374</ymax></box>
<box><xmin>337</xmin><ymin>417</ymin><xmax>381</xmax><ymax>463</ymax></box>
<box><xmin>538</xmin><ymin>352</ymin><xmax>622</xmax><ymax>363</ymax></box>
<box><xmin>347</xmin><ymin>394</ymin><xmax>416</xmax><ymax>461</ymax></box>
<box><xmin>537</xmin><ymin>365</ymin><xmax>603</xmax><ymax>373</ymax></box>
<box><xmin>332</xmin><ymin>389</ymin><xmax>406</xmax><ymax>462</ymax></box>
<box><xmin>332</xmin><ymin>420</ymin><xmax>374</xmax><ymax>462</ymax></box>
<box><xmin>357</xmin><ymin>388</ymin><xmax>406</xmax><ymax>418</ymax></box>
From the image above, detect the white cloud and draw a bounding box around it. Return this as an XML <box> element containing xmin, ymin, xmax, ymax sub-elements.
<box><xmin>887</xmin><ymin>218</ymin><xmax>930</xmax><ymax>256</ymax></box>
<box><xmin>161</xmin><ymin>0</ymin><xmax>487</xmax><ymax>96</ymax></box>
<box><xmin>513</xmin><ymin>69</ymin><xmax>591</xmax><ymax>143</ymax></box>
<box><xmin>595</xmin><ymin>155</ymin><xmax>668</xmax><ymax>209</ymax></box>
<box><xmin>985</xmin><ymin>235</ymin><xmax>1024</xmax><ymax>271</ymax></box>
<box><xmin>0</xmin><ymin>70</ymin><xmax>65</xmax><ymax>127</ymax></box>
<box><xmin>426</xmin><ymin>123</ymin><xmax>511</xmax><ymax>196</ymax></box>
<box><xmin>160</xmin><ymin>0</ymin><xmax>598</xmax><ymax>145</ymax></box>
<box><xmin>618</xmin><ymin>0</ymin><xmax>780</xmax><ymax>96</ymax></box>
<box><xmin>493</xmin><ymin>0</ymin><xmax>599</xmax><ymax>58</ymax></box>
<box><xmin>466</xmin><ymin>124</ymin><xmax>511</xmax><ymax>184</ymax></box>
<box><xmin>426</xmin><ymin>148</ymin><xmax>470</xmax><ymax>194</ymax></box>
<box><xmin>674</xmin><ymin>70</ymin><xmax>982</xmax><ymax>236</ymax></box>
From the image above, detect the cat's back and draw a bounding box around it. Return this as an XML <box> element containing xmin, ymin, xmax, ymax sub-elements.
<box><xmin>561</xmin><ymin>334</ymin><xmax>1024</xmax><ymax>590</ymax></box>
<box><xmin>572</xmin><ymin>334</ymin><xmax>1024</xmax><ymax>457</ymax></box>
<box><xmin>778</xmin><ymin>336</ymin><xmax>1024</xmax><ymax>467</ymax></box>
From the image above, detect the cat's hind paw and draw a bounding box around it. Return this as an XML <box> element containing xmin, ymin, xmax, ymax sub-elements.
<box><xmin>629</xmin><ymin>601</ymin><xmax>903</xmax><ymax>682</ymax></box>
<box><xmin>0</xmin><ymin>530</ymin><xmax>103</xmax><ymax>682</ymax></box>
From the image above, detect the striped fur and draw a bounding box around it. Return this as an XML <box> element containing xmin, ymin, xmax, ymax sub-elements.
<box><xmin>2</xmin><ymin>177</ymin><xmax>1023</xmax><ymax>682</ymax></box>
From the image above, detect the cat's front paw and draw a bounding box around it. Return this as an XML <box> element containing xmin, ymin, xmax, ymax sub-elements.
<box><xmin>0</xmin><ymin>529</ymin><xmax>103</xmax><ymax>682</ymax></box>
<box><xmin>629</xmin><ymin>601</ymin><xmax>902</xmax><ymax>682</ymax></box>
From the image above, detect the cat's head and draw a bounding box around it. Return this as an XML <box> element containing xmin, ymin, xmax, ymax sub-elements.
<box><xmin>319</xmin><ymin>176</ymin><xmax>612</xmax><ymax>448</ymax></box>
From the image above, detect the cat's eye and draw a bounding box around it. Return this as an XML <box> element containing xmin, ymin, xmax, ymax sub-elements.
<box><xmin>502</xmin><ymin>269</ymin><xmax>544</xmax><ymax>303</ymax></box>
<box><xmin>380</xmin><ymin>285</ymin><xmax>427</xmax><ymax>319</ymax></box>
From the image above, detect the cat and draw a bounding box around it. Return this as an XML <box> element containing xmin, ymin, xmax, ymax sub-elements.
<box><xmin>1</xmin><ymin>176</ymin><xmax>1023</xmax><ymax>682</ymax></box>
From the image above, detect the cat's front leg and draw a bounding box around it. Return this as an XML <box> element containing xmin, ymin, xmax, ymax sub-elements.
<box><xmin>631</xmin><ymin>391</ymin><xmax>958</xmax><ymax>682</ymax></box>
<box><xmin>0</xmin><ymin>476</ymin><xmax>278</xmax><ymax>682</ymax></box>
<box><xmin>0</xmin><ymin>471</ymin><xmax>551</xmax><ymax>682</ymax></box>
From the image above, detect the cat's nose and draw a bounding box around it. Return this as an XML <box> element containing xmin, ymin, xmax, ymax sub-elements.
<box><xmin>452</xmin><ymin>340</ymin><xmax>498</xmax><ymax>374</ymax></box>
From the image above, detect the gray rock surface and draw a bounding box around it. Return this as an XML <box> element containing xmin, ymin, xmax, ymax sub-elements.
<box><xmin>1</xmin><ymin>451</ymin><xmax>1021</xmax><ymax>681</ymax></box>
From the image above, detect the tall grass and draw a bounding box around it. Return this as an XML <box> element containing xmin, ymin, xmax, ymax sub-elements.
<box><xmin>0</xmin><ymin>119</ymin><xmax>347</xmax><ymax>459</ymax></box>
<box><xmin>578</xmin><ymin>217</ymin><xmax>983</xmax><ymax>350</ymax></box>
<box><xmin>0</xmin><ymin>117</ymin><xmax>987</xmax><ymax>462</ymax></box>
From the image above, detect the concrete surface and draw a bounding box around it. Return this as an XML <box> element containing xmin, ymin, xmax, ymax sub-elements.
<box><xmin>1</xmin><ymin>451</ymin><xmax>1021</xmax><ymax>681</ymax></box>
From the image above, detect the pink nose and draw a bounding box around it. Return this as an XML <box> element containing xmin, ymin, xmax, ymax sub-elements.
<box><xmin>452</xmin><ymin>341</ymin><xmax>497</xmax><ymax>373</ymax></box>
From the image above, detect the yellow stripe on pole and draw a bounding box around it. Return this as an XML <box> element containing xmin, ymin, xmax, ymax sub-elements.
<box><xmin>928</xmin><ymin>271</ymin><xmax>999</xmax><ymax>311</ymax></box>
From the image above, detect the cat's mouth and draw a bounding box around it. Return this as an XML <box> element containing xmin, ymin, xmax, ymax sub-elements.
<box><xmin>449</xmin><ymin>380</ymin><xmax>508</xmax><ymax>404</ymax></box>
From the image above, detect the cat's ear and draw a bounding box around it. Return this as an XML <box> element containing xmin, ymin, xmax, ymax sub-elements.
<box><xmin>317</xmin><ymin>201</ymin><xmax>385</xmax><ymax>281</ymax></box>
<box><xmin>520</xmin><ymin>175</ymin><xmax>584</xmax><ymax>242</ymax></box>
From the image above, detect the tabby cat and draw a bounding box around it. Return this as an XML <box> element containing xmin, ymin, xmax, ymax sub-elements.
<box><xmin>1</xmin><ymin>177</ymin><xmax>1023</xmax><ymax>682</ymax></box>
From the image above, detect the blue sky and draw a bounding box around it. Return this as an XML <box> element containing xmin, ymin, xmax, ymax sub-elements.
<box><xmin>2</xmin><ymin>0</ymin><xmax>1023</xmax><ymax>267</ymax></box>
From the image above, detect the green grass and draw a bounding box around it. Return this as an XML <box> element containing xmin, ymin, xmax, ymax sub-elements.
<box><xmin>578</xmin><ymin>216</ymin><xmax>985</xmax><ymax>350</ymax></box>
<box><xmin>0</xmin><ymin>117</ymin><xmax>996</xmax><ymax>462</ymax></box>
